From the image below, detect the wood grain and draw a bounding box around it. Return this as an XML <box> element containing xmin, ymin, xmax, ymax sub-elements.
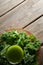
<box><xmin>24</xmin><ymin>17</ymin><xmax>43</xmax><ymax>43</ymax></box>
<box><xmin>0</xmin><ymin>0</ymin><xmax>40</xmax><ymax>17</ymax></box>
<box><xmin>0</xmin><ymin>0</ymin><xmax>43</xmax><ymax>33</ymax></box>
<box><xmin>32</xmin><ymin>0</ymin><xmax>40</xmax><ymax>3</ymax></box>
<box><xmin>0</xmin><ymin>0</ymin><xmax>25</xmax><ymax>16</ymax></box>
<box><xmin>0</xmin><ymin>0</ymin><xmax>34</xmax><ymax>29</ymax></box>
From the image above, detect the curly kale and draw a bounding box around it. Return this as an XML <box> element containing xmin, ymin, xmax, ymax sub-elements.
<box><xmin>0</xmin><ymin>30</ymin><xmax>41</xmax><ymax>65</ymax></box>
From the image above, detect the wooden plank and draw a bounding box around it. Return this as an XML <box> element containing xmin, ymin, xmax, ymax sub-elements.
<box><xmin>0</xmin><ymin>0</ymin><xmax>34</xmax><ymax>25</ymax></box>
<box><xmin>24</xmin><ymin>17</ymin><xmax>43</xmax><ymax>43</ymax></box>
<box><xmin>0</xmin><ymin>0</ymin><xmax>34</xmax><ymax>17</ymax></box>
<box><xmin>32</xmin><ymin>0</ymin><xmax>40</xmax><ymax>3</ymax></box>
<box><xmin>0</xmin><ymin>0</ymin><xmax>40</xmax><ymax>16</ymax></box>
<box><xmin>0</xmin><ymin>0</ymin><xmax>43</xmax><ymax>33</ymax></box>
<box><xmin>0</xmin><ymin>0</ymin><xmax>24</xmax><ymax>16</ymax></box>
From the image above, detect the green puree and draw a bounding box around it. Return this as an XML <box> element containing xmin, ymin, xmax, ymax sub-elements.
<box><xmin>0</xmin><ymin>30</ymin><xmax>41</xmax><ymax>65</ymax></box>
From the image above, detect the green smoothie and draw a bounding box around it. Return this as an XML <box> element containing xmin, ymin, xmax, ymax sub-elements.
<box><xmin>6</xmin><ymin>45</ymin><xmax>24</xmax><ymax>63</ymax></box>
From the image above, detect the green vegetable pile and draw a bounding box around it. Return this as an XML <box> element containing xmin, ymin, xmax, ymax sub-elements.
<box><xmin>0</xmin><ymin>30</ymin><xmax>41</xmax><ymax>65</ymax></box>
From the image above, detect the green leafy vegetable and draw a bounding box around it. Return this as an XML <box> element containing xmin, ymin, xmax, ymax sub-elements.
<box><xmin>0</xmin><ymin>30</ymin><xmax>41</xmax><ymax>65</ymax></box>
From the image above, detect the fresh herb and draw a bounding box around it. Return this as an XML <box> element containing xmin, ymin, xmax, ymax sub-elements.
<box><xmin>0</xmin><ymin>30</ymin><xmax>41</xmax><ymax>65</ymax></box>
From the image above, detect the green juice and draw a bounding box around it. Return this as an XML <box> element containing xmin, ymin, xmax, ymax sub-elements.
<box><xmin>6</xmin><ymin>45</ymin><xmax>24</xmax><ymax>64</ymax></box>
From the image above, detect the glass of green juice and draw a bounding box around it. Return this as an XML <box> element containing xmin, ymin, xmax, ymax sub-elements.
<box><xmin>6</xmin><ymin>45</ymin><xmax>24</xmax><ymax>64</ymax></box>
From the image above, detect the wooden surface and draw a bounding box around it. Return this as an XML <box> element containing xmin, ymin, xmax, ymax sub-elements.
<box><xmin>0</xmin><ymin>0</ymin><xmax>40</xmax><ymax>16</ymax></box>
<box><xmin>0</xmin><ymin>0</ymin><xmax>24</xmax><ymax>16</ymax></box>
<box><xmin>0</xmin><ymin>0</ymin><xmax>43</xmax><ymax>41</ymax></box>
<box><xmin>24</xmin><ymin>17</ymin><xmax>43</xmax><ymax>43</ymax></box>
<box><xmin>0</xmin><ymin>0</ymin><xmax>43</xmax><ymax>31</ymax></box>
<box><xmin>0</xmin><ymin>0</ymin><xmax>43</xmax><ymax>64</ymax></box>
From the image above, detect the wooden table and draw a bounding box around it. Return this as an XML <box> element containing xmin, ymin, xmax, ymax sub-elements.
<box><xmin>0</xmin><ymin>0</ymin><xmax>43</xmax><ymax>64</ymax></box>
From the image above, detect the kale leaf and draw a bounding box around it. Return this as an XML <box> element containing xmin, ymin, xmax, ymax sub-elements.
<box><xmin>0</xmin><ymin>30</ymin><xmax>41</xmax><ymax>65</ymax></box>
